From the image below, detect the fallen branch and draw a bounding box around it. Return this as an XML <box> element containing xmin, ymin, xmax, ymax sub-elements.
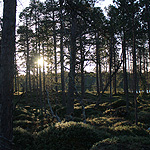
<box><xmin>46</xmin><ymin>88</ymin><xmax>61</xmax><ymax>122</ymax></box>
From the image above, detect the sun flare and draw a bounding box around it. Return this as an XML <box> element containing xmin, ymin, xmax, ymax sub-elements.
<box><xmin>38</xmin><ymin>57</ymin><xmax>44</xmax><ymax>66</ymax></box>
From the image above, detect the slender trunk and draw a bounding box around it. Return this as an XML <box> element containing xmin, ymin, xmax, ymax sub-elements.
<box><xmin>59</xmin><ymin>0</ymin><xmax>66</xmax><ymax>106</ymax></box>
<box><xmin>34</xmin><ymin>5</ymin><xmax>39</xmax><ymax>96</ymax></box>
<box><xmin>80</xmin><ymin>36</ymin><xmax>85</xmax><ymax>99</ymax></box>
<box><xmin>146</xmin><ymin>58</ymin><xmax>149</xmax><ymax>92</ymax></box>
<box><xmin>122</xmin><ymin>30</ymin><xmax>129</xmax><ymax>112</ymax></box>
<box><xmin>139</xmin><ymin>49</ymin><xmax>142</xmax><ymax>92</ymax></box>
<box><xmin>39</xmin><ymin>42</ymin><xmax>42</xmax><ymax>107</ymax></box>
<box><xmin>113</xmin><ymin>47</ymin><xmax>116</xmax><ymax>94</ymax></box>
<box><xmin>29</xmin><ymin>63</ymin><xmax>31</xmax><ymax>92</ymax></box>
<box><xmin>146</xmin><ymin>2</ymin><xmax>150</xmax><ymax>56</ymax></box>
<box><xmin>96</xmin><ymin>32</ymin><xmax>100</xmax><ymax>95</ymax></box>
<box><xmin>37</xmin><ymin>15</ymin><xmax>43</xmax><ymax>113</ymax></box>
<box><xmin>14</xmin><ymin>51</ymin><xmax>17</xmax><ymax>92</ymax></box>
<box><xmin>143</xmin><ymin>56</ymin><xmax>146</xmax><ymax>93</ymax></box>
<box><xmin>0</xmin><ymin>0</ymin><xmax>16</xmax><ymax>149</ymax></box>
<box><xmin>109</xmin><ymin>36</ymin><xmax>113</xmax><ymax>99</ymax></box>
<box><xmin>132</xmin><ymin>12</ymin><xmax>138</xmax><ymax>125</ymax></box>
<box><xmin>99</xmin><ymin>58</ymin><xmax>103</xmax><ymax>92</ymax></box>
<box><xmin>17</xmin><ymin>73</ymin><xmax>19</xmax><ymax>95</ymax></box>
<box><xmin>67</xmin><ymin>1</ymin><xmax>77</xmax><ymax>115</ymax></box>
<box><xmin>25</xmin><ymin>16</ymin><xmax>29</xmax><ymax>93</ymax></box>
<box><xmin>42</xmin><ymin>44</ymin><xmax>45</xmax><ymax>93</ymax></box>
<box><xmin>53</xmin><ymin>9</ymin><xmax>58</xmax><ymax>92</ymax></box>
<box><xmin>33</xmin><ymin>50</ymin><xmax>36</xmax><ymax>91</ymax></box>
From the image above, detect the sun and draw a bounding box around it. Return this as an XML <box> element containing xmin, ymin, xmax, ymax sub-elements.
<box><xmin>38</xmin><ymin>57</ymin><xmax>44</xmax><ymax>66</ymax></box>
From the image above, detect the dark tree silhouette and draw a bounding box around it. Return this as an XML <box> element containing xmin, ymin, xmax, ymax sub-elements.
<box><xmin>0</xmin><ymin>0</ymin><xmax>16</xmax><ymax>149</ymax></box>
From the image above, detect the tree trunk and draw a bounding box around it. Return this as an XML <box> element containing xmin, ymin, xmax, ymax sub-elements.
<box><xmin>42</xmin><ymin>44</ymin><xmax>45</xmax><ymax>93</ymax></box>
<box><xmin>14</xmin><ymin>51</ymin><xmax>17</xmax><ymax>92</ymax></box>
<box><xmin>53</xmin><ymin>8</ymin><xmax>58</xmax><ymax>92</ymax></box>
<box><xmin>80</xmin><ymin>36</ymin><xmax>85</xmax><ymax>99</ymax></box>
<box><xmin>145</xmin><ymin>2</ymin><xmax>150</xmax><ymax>56</ymax></box>
<box><xmin>132</xmin><ymin>12</ymin><xmax>138</xmax><ymax>125</ymax></box>
<box><xmin>122</xmin><ymin>30</ymin><xmax>129</xmax><ymax>113</ymax></box>
<box><xmin>99</xmin><ymin>50</ymin><xmax>103</xmax><ymax>92</ymax></box>
<box><xmin>109</xmin><ymin>36</ymin><xmax>113</xmax><ymax>99</ymax></box>
<box><xmin>66</xmin><ymin>0</ymin><xmax>77</xmax><ymax>115</ymax></box>
<box><xmin>59</xmin><ymin>0</ymin><xmax>66</xmax><ymax>106</ymax></box>
<box><xmin>0</xmin><ymin>0</ymin><xmax>16</xmax><ymax>149</ymax></box>
<box><xmin>113</xmin><ymin>46</ymin><xmax>117</xmax><ymax>94</ymax></box>
<box><xmin>96</xmin><ymin>32</ymin><xmax>100</xmax><ymax>96</ymax></box>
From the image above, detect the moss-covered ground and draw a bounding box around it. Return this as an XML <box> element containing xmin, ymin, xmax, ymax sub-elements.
<box><xmin>13</xmin><ymin>91</ymin><xmax>150</xmax><ymax>150</ymax></box>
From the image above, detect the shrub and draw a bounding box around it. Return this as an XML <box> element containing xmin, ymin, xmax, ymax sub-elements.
<box><xmin>13</xmin><ymin>127</ymin><xmax>35</xmax><ymax>150</ymax></box>
<box><xmin>90</xmin><ymin>136</ymin><xmax>150</xmax><ymax>150</ymax></box>
<box><xmin>35</xmin><ymin>121</ymin><xmax>110</xmax><ymax>150</ymax></box>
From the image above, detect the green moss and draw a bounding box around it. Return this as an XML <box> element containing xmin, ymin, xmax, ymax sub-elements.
<box><xmin>138</xmin><ymin>111</ymin><xmax>150</xmax><ymax>124</ymax></box>
<box><xmin>91</xmin><ymin>136</ymin><xmax>150</xmax><ymax>150</ymax></box>
<box><xmin>87</xmin><ymin>117</ymin><xmax>124</xmax><ymax>127</ymax></box>
<box><xmin>108</xmin><ymin>125</ymin><xmax>149</xmax><ymax>136</ymax></box>
<box><xmin>13</xmin><ymin>120</ymin><xmax>33</xmax><ymax>129</ymax></box>
<box><xmin>13</xmin><ymin>127</ymin><xmax>35</xmax><ymax>150</ymax></box>
<box><xmin>35</xmin><ymin>121</ymin><xmax>109</xmax><ymax>150</ymax></box>
<box><xmin>109</xmin><ymin>99</ymin><xmax>126</xmax><ymax>109</ymax></box>
<box><xmin>13</xmin><ymin>114</ymin><xmax>33</xmax><ymax>121</ymax></box>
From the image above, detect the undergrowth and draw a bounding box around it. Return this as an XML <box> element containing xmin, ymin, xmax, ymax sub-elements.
<box><xmin>13</xmin><ymin>92</ymin><xmax>150</xmax><ymax>150</ymax></box>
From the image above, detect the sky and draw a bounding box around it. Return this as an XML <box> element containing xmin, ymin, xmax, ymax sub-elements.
<box><xmin>0</xmin><ymin>0</ymin><xmax>113</xmax><ymax>20</ymax></box>
<box><xmin>0</xmin><ymin>0</ymin><xmax>113</xmax><ymax>73</ymax></box>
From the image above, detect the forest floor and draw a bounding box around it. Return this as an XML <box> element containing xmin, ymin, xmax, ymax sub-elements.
<box><xmin>13</xmin><ymin>91</ymin><xmax>150</xmax><ymax>150</ymax></box>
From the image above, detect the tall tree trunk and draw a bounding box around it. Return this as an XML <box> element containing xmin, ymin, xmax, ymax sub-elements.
<box><xmin>99</xmin><ymin>57</ymin><xmax>103</xmax><ymax>92</ymax></box>
<box><xmin>132</xmin><ymin>12</ymin><xmax>138</xmax><ymax>125</ymax></box>
<box><xmin>139</xmin><ymin>48</ymin><xmax>142</xmax><ymax>92</ymax></box>
<box><xmin>146</xmin><ymin>58</ymin><xmax>149</xmax><ymax>92</ymax></box>
<box><xmin>59</xmin><ymin>0</ymin><xmax>66</xmax><ymax>106</ymax></box>
<box><xmin>42</xmin><ymin>44</ymin><xmax>45</xmax><ymax>93</ymax></box>
<box><xmin>96</xmin><ymin>32</ymin><xmax>100</xmax><ymax>96</ymax></box>
<box><xmin>33</xmin><ymin>50</ymin><xmax>36</xmax><ymax>91</ymax></box>
<box><xmin>14</xmin><ymin>50</ymin><xmax>17</xmax><ymax>92</ymax></box>
<box><xmin>113</xmin><ymin>47</ymin><xmax>117</xmax><ymax>94</ymax></box>
<box><xmin>145</xmin><ymin>2</ymin><xmax>150</xmax><ymax>56</ymax></box>
<box><xmin>0</xmin><ymin>0</ymin><xmax>16</xmax><ymax>149</ymax></box>
<box><xmin>80</xmin><ymin>36</ymin><xmax>85</xmax><ymax>99</ymax></box>
<box><xmin>143</xmin><ymin>55</ymin><xmax>146</xmax><ymax>93</ymax></box>
<box><xmin>122</xmin><ymin>30</ymin><xmax>129</xmax><ymax>113</ymax></box>
<box><xmin>66</xmin><ymin>0</ymin><xmax>77</xmax><ymax>115</ymax></box>
<box><xmin>109</xmin><ymin>36</ymin><xmax>113</xmax><ymax>99</ymax></box>
<box><xmin>53</xmin><ymin>8</ymin><xmax>58</xmax><ymax>92</ymax></box>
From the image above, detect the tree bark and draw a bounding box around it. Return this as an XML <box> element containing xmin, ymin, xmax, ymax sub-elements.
<box><xmin>0</xmin><ymin>0</ymin><xmax>16</xmax><ymax>149</ymax></box>
<box><xmin>66</xmin><ymin>0</ymin><xmax>77</xmax><ymax>115</ymax></box>
<box><xmin>122</xmin><ymin>30</ymin><xmax>129</xmax><ymax>113</ymax></box>
<box><xmin>132</xmin><ymin>11</ymin><xmax>138</xmax><ymax>125</ymax></box>
<box><xmin>113</xmin><ymin>45</ymin><xmax>117</xmax><ymax>94</ymax></box>
<box><xmin>109</xmin><ymin>36</ymin><xmax>113</xmax><ymax>99</ymax></box>
<box><xmin>80</xmin><ymin>36</ymin><xmax>85</xmax><ymax>99</ymax></box>
<box><xmin>53</xmin><ymin>7</ymin><xmax>58</xmax><ymax>92</ymax></box>
<box><xmin>59</xmin><ymin>0</ymin><xmax>66</xmax><ymax>106</ymax></box>
<box><xmin>95</xmin><ymin>32</ymin><xmax>100</xmax><ymax>96</ymax></box>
